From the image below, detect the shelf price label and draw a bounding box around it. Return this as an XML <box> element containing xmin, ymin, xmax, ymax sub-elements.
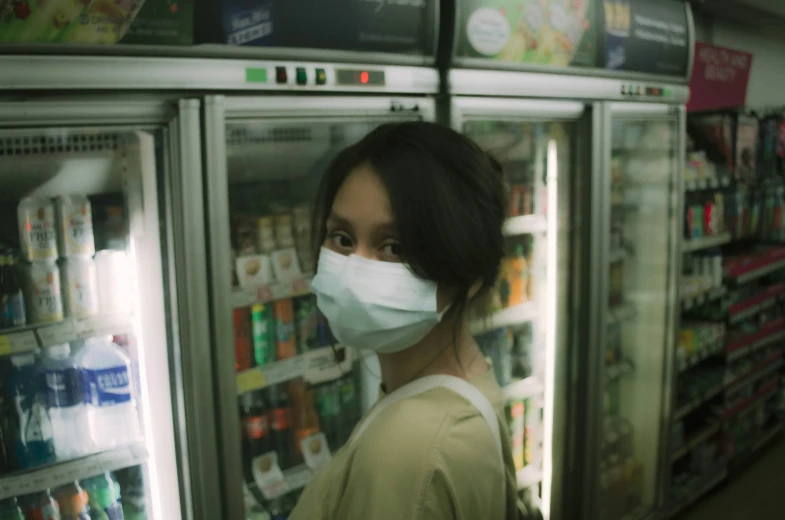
<box><xmin>237</xmin><ymin>369</ymin><xmax>266</xmax><ymax>394</ymax></box>
<box><xmin>252</xmin><ymin>452</ymin><xmax>292</xmax><ymax>500</ymax></box>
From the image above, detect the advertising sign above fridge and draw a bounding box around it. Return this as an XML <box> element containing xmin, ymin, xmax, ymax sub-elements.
<box><xmin>208</xmin><ymin>0</ymin><xmax>437</xmax><ymax>57</ymax></box>
<box><xmin>455</xmin><ymin>0</ymin><xmax>598</xmax><ymax>67</ymax></box>
<box><xmin>687</xmin><ymin>42</ymin><xmax>753</xmax><ymax>113</ymax></box>
<box><xmin>0</xmin><ymin>0</ymin><xmax>192</xmax><ymax>45</ymax></box>
<box><xmin>603</xmin><ymin>0</ymin><xmax>689</xmax><ymax>77</ymax></box>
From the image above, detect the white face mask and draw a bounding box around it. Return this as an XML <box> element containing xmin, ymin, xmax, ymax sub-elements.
<box><xmin>310</xmin><ymin>247</ymin><xmax>444</xmax><ymax>354</ymax></box>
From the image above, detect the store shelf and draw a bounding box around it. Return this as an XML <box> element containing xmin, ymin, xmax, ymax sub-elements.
<box><xmin>681</xmin><ymin>285</ymin><xmax>727</xmax><ymax>311</ymax></box>
<box><xmin>728</xmin><ymin>283</ymin><xmax>785</xmax><ymax>325</ymax></box>
<box><xmin>725</xmin><ymin>353</ymin><xmax>784</xmax><ymax>395</ymax></box>
<box><xmin>671</xmin><ymin>423</ymin><xmax>721</xmax><ymax>462</ymax></box>
<box><xmin>236</xmin><ymin>345</ymin><xmax>353</xmax><ymax>395</ymax></box>
<box><xmin>674</xmin><ymin>381</ymin><xmax>724</xmax><ymax>420</ymax></box>
<box><xmin>502</xmin><ymin>376</ymin><xmax>543</xmax><ymax>400</ymax></box>
<box><xmin>503</xmin><ymin>215</ymin><xmax>547</xmax><ymax>236</ymax></box>
<box><xmin>663</xmin><ymin>466</ymin><xmax>728</xmax><ymax>519</ymax></box>
<box><xmin>516</xmin><ymin>465</ymin><xmax>542</xmax><ymax>490</ymax></box>
<box><xmin>0</xmin><ymin>442</ymin><xmax>147</xmax><ymax>500</ymax></box>
<box><xmin>471</xmin><ymin>303</ymin><xmax>537</xmax><ymax>334</ymax></box>
<box><xmin>726</xmin><ymin>324</ymin><xmax>785</xmax><ymax>363</ymax></box>
<box><xmin>682</xmin><ymin>232</ymin><xmax>732</xmax><ymax>253</ymax></box>
<box><xmin>684</xmin><ymin>176</ymin><xmax>731</xmax><ymax>191</ymax></box>
<box><xmin>607</xmin><ymin>302</ymin><xmax>636</xmax><ymax>326</ymax></box>
<box><xmin>232</xmin><ymin>276</ymin><xmax>312</xmax><ymax>309</ymax></box>
<box><xmin>605</xmin><ymin>359</ymin><xmax>634</xmax><ymax>382</ymax></box>
<box><xmin>727</xmin><ymin>255</ymin><xmax>785</xmax><ymax>285</ymax></box>
<box><xmin>678</xmin><ymin>337</ymin><xmax>726</xmax><ymax>373</ymax></box>
<box><xmin>0</xmin><ymin>313</ymin><xmax>132</xmax><ymax>356</ymax></box>
<box><xmin>720</xmin><ymin>380</ymin><xmax>779</xmax><ymax>422</ymax></box>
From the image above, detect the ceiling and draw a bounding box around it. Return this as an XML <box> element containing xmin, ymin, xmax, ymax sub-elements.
<box><xmin>692</xmin><ymin>0</ymin><xmax>785</xmax><ymax>25</ymax></box>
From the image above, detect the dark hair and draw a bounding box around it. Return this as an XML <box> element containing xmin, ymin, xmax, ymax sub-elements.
<box><xmin>312</xmin><ymin>121</ymin><xmax>506</xmax><ymax>333</ymax></box>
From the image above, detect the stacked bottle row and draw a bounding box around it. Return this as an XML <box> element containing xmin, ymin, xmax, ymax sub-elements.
<box><xmin>491</xmin><ymin>236</ymin><xmax>535</xmax><ymax>312</ymax></box>
<box><xmin>234</xmin><ymin>294</ymin><xmax>331</xmax><ymax>372</ymax></box>
<box><xmin>0</xmin><ymin>336</ymin><xmax>140</xmax><ymax>475</ymax></box>
<box><xmin>0</xmin><ymin>468</ymin><xmax>146</xmax><ymax>520</ymax></box>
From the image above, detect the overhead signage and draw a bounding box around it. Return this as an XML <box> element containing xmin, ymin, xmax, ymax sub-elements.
<box><xmin>219</xmin><ymin>0</ymin><xmax>436</xmax><ymax>56</ymax></box>
<box><xmin>687</xmin><ymin>42</ymin><xmax>753</xmax><ymax>112</ymax></box>
<box><xmin>603</xmin><ymin>0</ymin><xmax>689</xmax><ymax>76</ymax></box>
<box><xmin>456</xmin><ymin>0</ymin><xmax>598</xmax><ymax>67</ymax></box>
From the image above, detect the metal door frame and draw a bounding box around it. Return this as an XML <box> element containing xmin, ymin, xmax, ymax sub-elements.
<box><xmin>0</xmin><ymin>98</ymin><xmax>217</xmax><ymax>520</ymax></box>
<box><xmin>202</xmin><ymin>94</ymin><xmax>437</xmax><ymax>520</ymax></box>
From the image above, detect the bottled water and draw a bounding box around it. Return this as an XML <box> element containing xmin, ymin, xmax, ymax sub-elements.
<box><xmin>43</xmin><ymin>343</ymin><xmax>91</xmax><ymax>459</ymax></box>
<box><xmin>77</xmin><ymin>337</ymin><xmax>141</xmax><ymax>450</ymax></box>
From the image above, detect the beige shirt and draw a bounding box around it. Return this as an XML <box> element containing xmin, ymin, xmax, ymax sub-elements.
<box><xmin>289</xmin><ymin>369</ymin><xmax>519</xmax><ymax>520</ymax></box>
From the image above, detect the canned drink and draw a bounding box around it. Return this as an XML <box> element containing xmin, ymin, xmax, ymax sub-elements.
<box><xmin>25</xmin><ymin>261</ymin><xmax>64</xmax><ymax>323</ymax></box>
<box><xmin>95</xmin><ymin>250</ymin><xmax>132</xmax><ymax>314</ymax></box>
<box><xmin>18</xmin><ymin>198</ymin><xmax>58</xmax><ymax>261</ymax></box>
<box><xmin>60</xmin><ymin>257</ymin><xmax>99</xmax><ymax>319</ymax></box>
<box><xmin>56</xmin><ymin>195</ymin><xmax>95</xmax><ymax>258</ymax></box>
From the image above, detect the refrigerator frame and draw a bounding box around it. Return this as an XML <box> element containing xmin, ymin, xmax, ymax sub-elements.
<box><xmin>0</xmin><ymin>98</ymin><xmax>213</xmax><ymax>519</ymax></box>
<box><xmin>202</xmin><ymin>94</ymin><xmax>438</xmax><ymax>520</ymax></box>
<box><xmin>584</xmin><ymin>101</ymin><xmax>685</xmax><ymax>520</ymax></box>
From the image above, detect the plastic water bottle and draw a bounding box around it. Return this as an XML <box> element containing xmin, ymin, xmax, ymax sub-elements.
<box><xmin>43</xmin><ymin>344</ymin><xmax>91</xmax><ymax>460</ymax></box>
<box><xmin>82</xmin><ymin>473</ymin><xmax>123</xmax><ymax>520</ymax></box>
<box><xmin>10</xmin><ymin>351</ymin><xmax>55</xmax><ymax>468</ymax></box>
<box><xmin>77</xmin><ymin>337</ymin><xmax>141</xmax><ymax>450</ymax></box>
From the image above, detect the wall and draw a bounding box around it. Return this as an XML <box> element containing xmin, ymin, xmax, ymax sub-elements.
<box><xmin>695</xmin><ymin>15</ymin><xmax>785</xmax><ymax>109</ymax></box>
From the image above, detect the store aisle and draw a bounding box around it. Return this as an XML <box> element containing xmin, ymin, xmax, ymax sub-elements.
<box><xmin>678</xmin><ymin>439</ymin><xmax>785</xmax><ymax>520</ymax></box>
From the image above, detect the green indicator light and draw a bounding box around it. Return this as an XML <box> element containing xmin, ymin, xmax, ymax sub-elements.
<box><xmin>664</xmin><ymin>88</ymin><xmax>673</xmax><ymax>97</ymax></box>
<box><xmin>245</xmin><ymin>68</ymin><xmax>268</xmax><ymax>84</ymax></box>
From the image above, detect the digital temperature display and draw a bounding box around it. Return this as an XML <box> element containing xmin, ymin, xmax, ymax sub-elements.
<box><xmin>335</xmin><ymin>69</ymin><xmax>385</xmax><ymax>86</ymax></box>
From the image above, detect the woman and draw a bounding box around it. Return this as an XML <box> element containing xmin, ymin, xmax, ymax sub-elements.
<box><xmin>290</xmin><ymin>121</ymin><xmax>520</xmax><ymax>519</ymax></box>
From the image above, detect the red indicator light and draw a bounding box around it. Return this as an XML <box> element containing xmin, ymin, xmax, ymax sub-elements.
<box><xmin>360</xmin><ymin>71</ymin><xmax>369</xmax><ymax>84</ymax></box>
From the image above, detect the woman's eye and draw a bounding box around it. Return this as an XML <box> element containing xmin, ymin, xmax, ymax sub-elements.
<box><xmin>381</xmin><ymin>242</ymin><xmax>403</xmax><ymax>258</ymax></box>
<box><xmin>329</xmin><ymin>233</ymin><xmax>354</xmax><ymax>250</ymax></box>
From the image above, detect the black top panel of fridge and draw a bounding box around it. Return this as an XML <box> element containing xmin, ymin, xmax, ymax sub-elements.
<box><xmin>196</xmin><ymin>0</ymin><xmax>438</xmax><ymax>62</ymax></box>
<box><xmin>451</xmin><ymin>0</ymin><xmax>691</xmax><ymax>80</ymax></box>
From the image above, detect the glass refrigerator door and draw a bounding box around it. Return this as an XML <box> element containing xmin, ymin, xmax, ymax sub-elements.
<box><xmin>453</xmin><ymin>97</ymin><xmax>587</xmax><ymax>520</ymax></box>
<box><xmin>0</xmin><ymin>101</ymin><xmax>193</xmax><ymax>519</ymax></box>
<box><xmin>597</xmin><ymin>104</ymin><xmax>680</xmax><ymax>520</ymax></box>
<box><xmin>202</xmin><ymin>95</ymin><xmax>436</xmax><ymax>520</ymax></box>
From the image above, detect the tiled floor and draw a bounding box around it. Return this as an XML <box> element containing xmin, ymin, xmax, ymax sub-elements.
<box><xmin>678</xmin><ymin>439</ymin><xmax>785</xmax><ymax>520</ymax></box>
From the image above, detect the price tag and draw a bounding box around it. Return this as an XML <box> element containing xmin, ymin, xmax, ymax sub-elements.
<box><xmin>252</xmin><ymin>452</ymin><xmax>291</xmax><ymax>500</ymax></box>
<box><xmin>257</xmin><ymin>285</ymin><xmax>273</xmax><ymax>302</ymax></box>
<box><xmin>0</xmin><ymin>336</ymin><xmax>11</xmax><ymax>355</ymax></box>
<box><xmin>237</xmin><ymin>369</ymin><xmax>266</xmax><ymax>394</ymax></box>
<box><xmin>37</xmin><ymin>321</ymin><xmax>78</xmax><ymax>346</ymax></box>
<box><xmin>301</xmin><ymin>433</ymin><xmax>333</xmax><ymax>471</ymax></box>
<box><xmin>98</xmin><ymin>446</ymin><xmax>136</xmax><ymax>472</ymax></box>
<box><xmin>292</xmin><ymin>278</ymin><xmax>310</xmax><ymax>294</ymax></box>
<box><xmin>304</xmin><ymin>347</ymin><xmax>351</xmax><ymax>385</ymax></box>
<box><xmin>285</xmin><ymin>465</ymin><xmax>315</xmax><ymax>489</ymax></box>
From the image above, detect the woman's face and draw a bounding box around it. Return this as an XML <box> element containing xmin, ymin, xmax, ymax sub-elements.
<box><xmin>322</xmin><ymin>164</ymin><xmax>454</xmax><ymax>311</ymax></box>
<box><xmin>324</xmin><ymin>164</ymin><xmax>403</xmax><ymax>262</ymax></box>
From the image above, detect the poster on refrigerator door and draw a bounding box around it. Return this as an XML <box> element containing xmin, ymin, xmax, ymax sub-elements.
<box><xmin>0</xmin><ymin>0</ymin><xmax>192</xmax><ymax>45</ymax></box>
<box><xmin>221</xmin><ymin>0</ymin><xmax>436</xmax><ymax>56</ymax></box>
<box><xmin>603</xmin><ymin>0</ymin><xmax>689</xmax><ymax>76</ymax></box>
<box><xmin>456</xmin><ymin>0</ymin><xmax>598</xmax><ymax>67</ymax></box>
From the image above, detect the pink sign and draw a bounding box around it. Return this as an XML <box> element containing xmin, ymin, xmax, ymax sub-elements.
<box><xmin>687</xmin><ymin>42</ymin><xmax>753</xmax><ymax>112</ymax></box>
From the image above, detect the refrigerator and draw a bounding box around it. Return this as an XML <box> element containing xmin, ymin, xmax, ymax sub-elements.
<box><xmin>0</xmin><ymin>96</ymin><xmax>210</xmax><ymax>519</ymax></box>
<box><xmin>200</xmin><ymin>64</ymin><xmax>440</xmax><ymax>519</ymax></box>
<box><xmin>448</xmin><ymin>68</ymin><xmax>690</xmax><ymax>520</ymax></box>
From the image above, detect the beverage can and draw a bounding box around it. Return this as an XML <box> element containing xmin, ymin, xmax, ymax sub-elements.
<box><xmin>273</xmin><ymin>299</ymin><xmax>296</xmax><ymax>360</ymax></box>
<box><xmin>25</xmin><ymin>261</ymin><xmax>64</xmax><ymax>324</ymax></box>
<box><xmin>56</xmin><ymin>196</ymin><xmax>95</xmax><ymax>258</ymax></box>
<box><xmin>18</xmin><ymin>198</ymin><xmax>58</xmax><ymax>261</ymax></box>
<box><xmin>251</xmin><ymin>303</ymin><xmax>274</xmax><ymax>367</ymax></box>
<box><xmin>94</xmin><ymin>250</ymin><xmax>131</xmax><ymax>314</ymax></box>
<box><xmin>60</xmin><ymin>258</ymin><xmax>99</xmax><ymax>319</ymax></box>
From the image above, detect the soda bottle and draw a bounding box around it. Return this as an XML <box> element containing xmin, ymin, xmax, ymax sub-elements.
<box><xmin>22</xmin><ymin>490</ymin><xmax>61</xmax><ymax>520</ymax></box>
<box><xmin>240</xmin><ymin>392</ymin><xmax>271</xmax><ymax>458</ymax></box>
<box><xmin>54</xmin><ymin>482</ymin><xmax>90</xmax><ymax>520</ymax></box>
<box><xmin>288</xmin><ymin>381</ymin><xmax>320</xmax><ymax>463</ymax></box>
<box><xmin>250</xmin><ymin>304</ymin><xmax>274</xmax><ymax>367</ymax></box>
<box><xmin>0</xmin><ymin>497</ymin><xmax>25</xmax><ymax>520</ymax></box>
<box><xmin>268</xmin><ymin>386</ymin><xmax>296</xmax><ymax>470</ymax></box>
<box><xmin>234</xmin><ymin>309</ymin><xmax>252</xmax><ymax>371</ymax></box>
<box><xmin>315</xmin><ymin>383</ymin><xmax>341</xmax><ymax>450</ymax></box>
<box><xmin>82</xmin><ymin>473</ymin><xmax>123</xmax><ymax>520</ymax></box>
<box><xmin>273</xmin><ymin>299</ymin><xmax>297</xmax><ymax>360</ymax></box>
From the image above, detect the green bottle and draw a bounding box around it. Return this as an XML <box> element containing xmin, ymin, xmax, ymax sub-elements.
<box><xmin>0</xmin><ymin>497</ymin><xmax>25</xmax><ymax>520</ymax></box>
<box><xmin>82</xmin><ymin>473</ymin><xmax>124</xmax><ymax>520</ymax></box>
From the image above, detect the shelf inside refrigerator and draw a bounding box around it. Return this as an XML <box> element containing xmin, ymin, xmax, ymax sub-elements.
<box><xmin>681</xmin><ymin>285</ymin><xmax>726</xmax><ymax>311</ymax></box>
<box><xmin>0</xmin><ymin>313</ymin><xmax>132</xmax><ymax>356</ymax></box>
<box><xmin>232</xmin><ymin>276</ymin><xmax>313</xmax><ymax>309</ymax></box>
<box><xmin>0</xmin><ymin>441</ymin><xmax>147</xmax><ymax>501</ymax></box>
<box><xmin>678</xmin><ymin>337</ymin><xmax>726</xmax><ymax>373</ymax></box>
<box><xmin>236</xmin><ymin>345</ymin><xmax>354</xmax><ymax>394</ymax></box>
<box><xmin>471</xmin><ymin>302</ymin><xmax>537</xmax><ymax>334</ymax></box>
<box><xmin>673</xmin><ymin>381</ymin><xmax>724</xmax><ymax>421</ymax></box>
<box><xmin>682</xmin><ymin>232</ymin><xmax>732</xmax><ymax>254</ymax></box>
<box><xmin>502</xmin><ymin>215</ymin><xmax>547</xmax><ymax>236</ymax></box>
<box><xmin>684</xmin><ymin>176</ymin><xmax>731</xmax><ymax>192</ymax></box>
<box><xmin>671</xmin><ymin>422</ymin><xmax>721</xmax><ymax>462</ymax></box>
